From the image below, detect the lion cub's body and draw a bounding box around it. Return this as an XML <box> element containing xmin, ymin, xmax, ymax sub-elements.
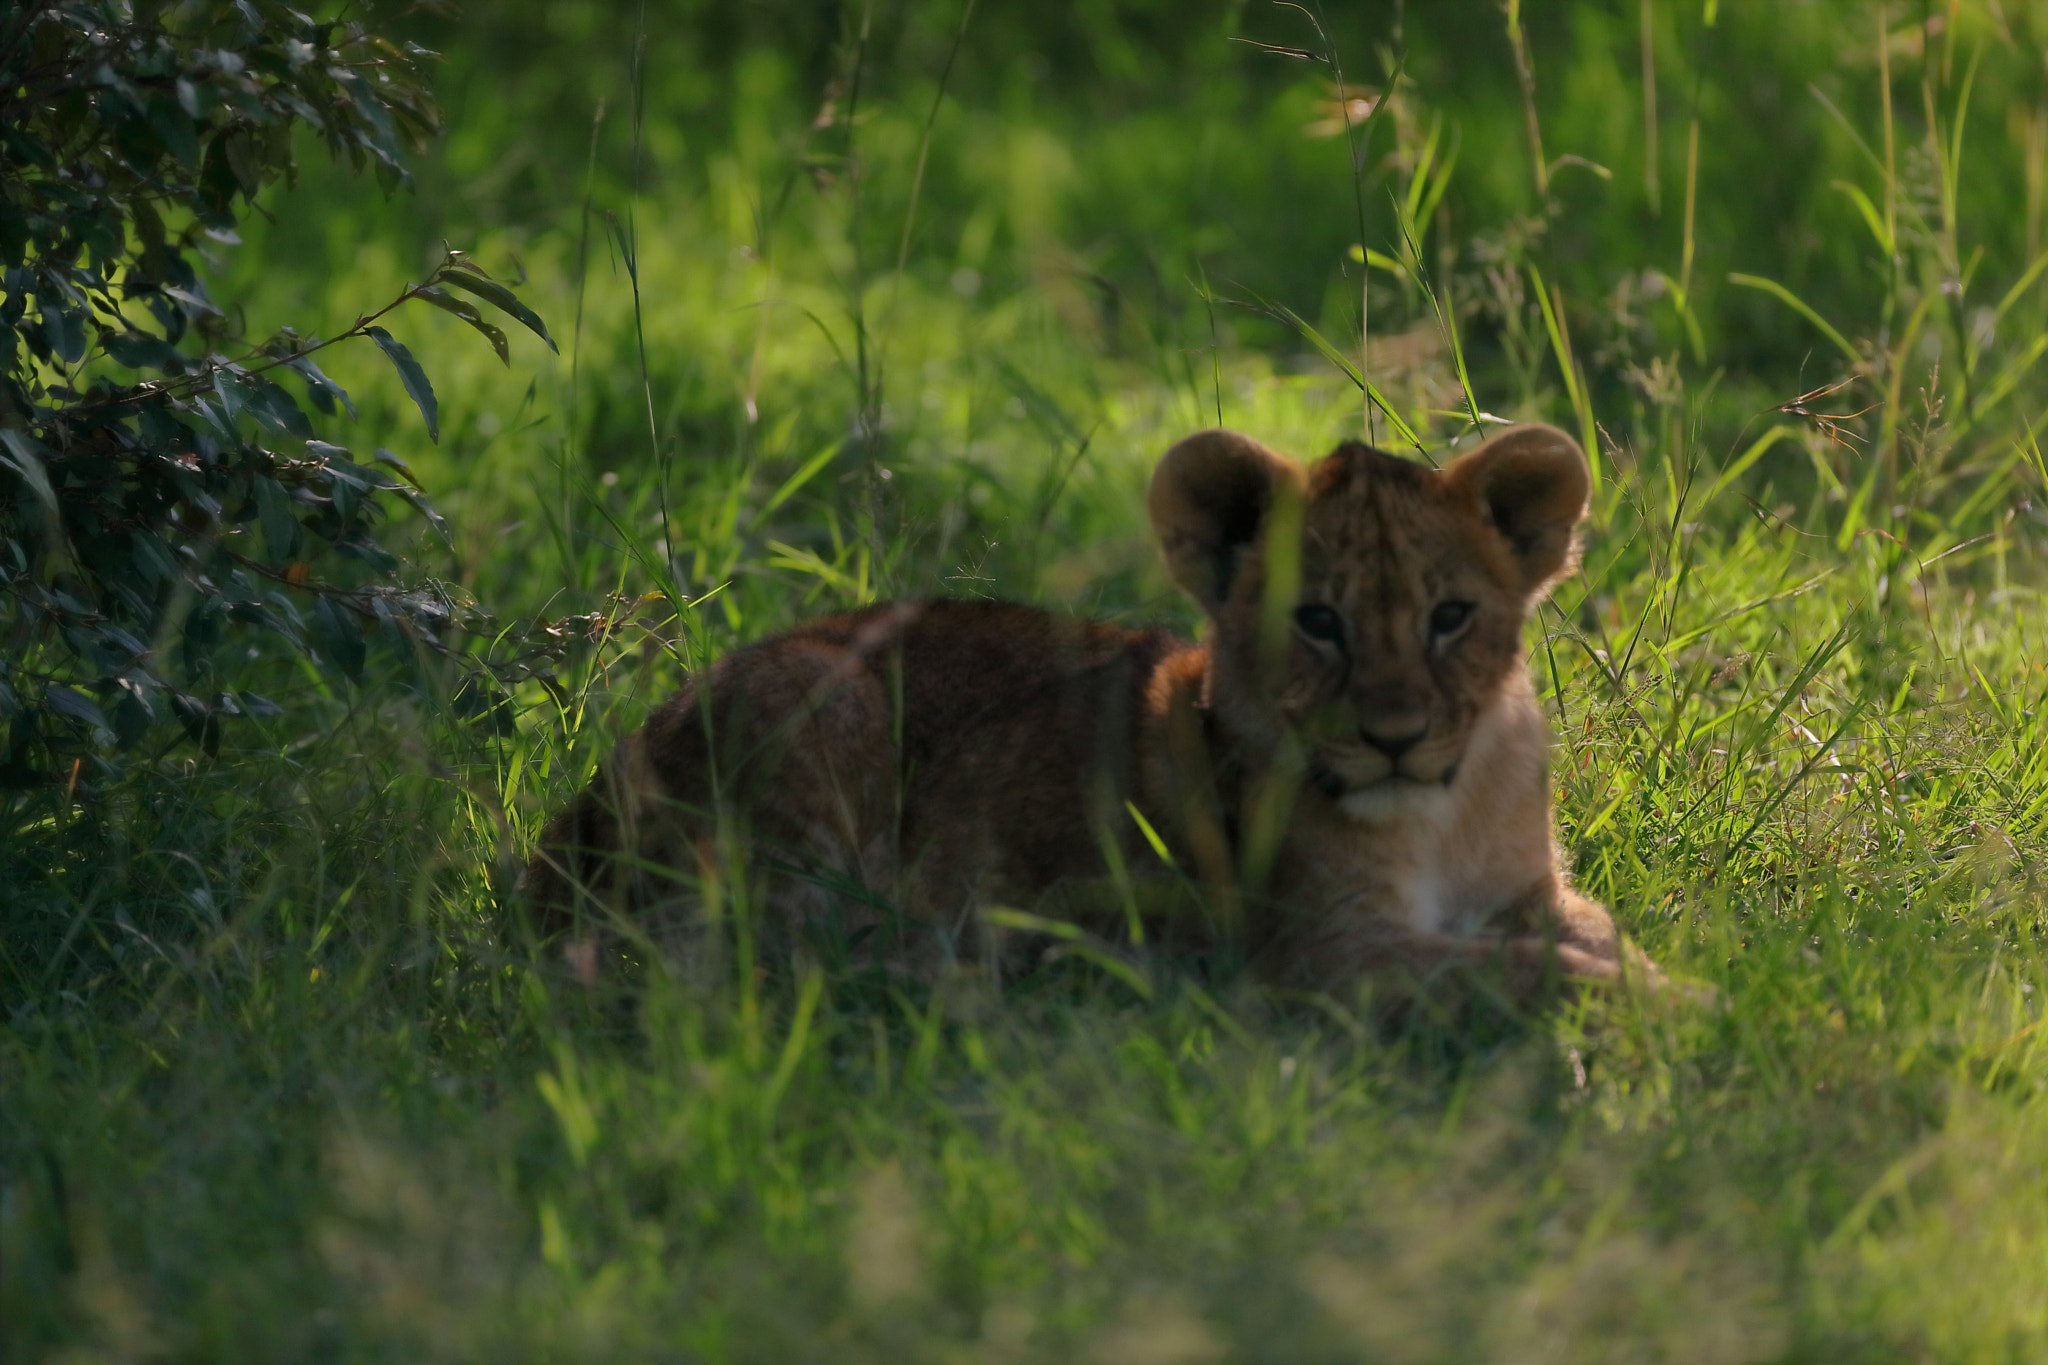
<box><xmin>530</xmin><ymin>424</ymin><xmax>1647</xmax><ymax>1000</ymax></box>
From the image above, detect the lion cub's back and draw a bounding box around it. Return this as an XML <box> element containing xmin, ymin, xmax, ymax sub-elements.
<box><xmin>643</xmin><ymin>599</ymin><xmax>1191</xmax><ymax>893</ymax></box>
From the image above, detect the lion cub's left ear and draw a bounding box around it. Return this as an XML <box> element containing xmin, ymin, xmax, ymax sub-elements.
<box><xmin>1444</xmin><ymin>424</ymin><xmax>1591</xmax><ymax>594</ymax></box>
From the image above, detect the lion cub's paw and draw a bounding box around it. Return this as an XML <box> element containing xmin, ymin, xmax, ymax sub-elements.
<box><xmin>1606</xmin><ymin>939</ymin><xmax>1721</xmax><ymax>1009</ymax></box>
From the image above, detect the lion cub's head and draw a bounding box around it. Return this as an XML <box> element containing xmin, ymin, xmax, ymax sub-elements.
<box><xmin>1149</xmin><ymin>424</ymin><xmax>1589</xmax><ymax>819</ymax></box>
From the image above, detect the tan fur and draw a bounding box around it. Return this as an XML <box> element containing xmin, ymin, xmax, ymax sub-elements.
<box><xmin>527</xmin><ymin>424</ymin><xmax>1658</xmax><ymax>1007</ymax></box>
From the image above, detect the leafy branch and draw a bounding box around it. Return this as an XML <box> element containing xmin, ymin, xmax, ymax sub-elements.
<box><xmin>0</xmin><ymin>2</ymin><xmax>561</xmax><ymax>791</ymax></box>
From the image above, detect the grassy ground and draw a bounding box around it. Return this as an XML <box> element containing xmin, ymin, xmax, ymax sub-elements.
<box><xmin>9</xmin><ymin>3</ymin><xmax>2048</xmax><ymax>1360</ymax></box>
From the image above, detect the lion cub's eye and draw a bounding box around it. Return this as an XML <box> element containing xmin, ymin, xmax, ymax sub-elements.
<box><xmin>1428</xmin><ymin>600</ymin><xmax>1476</xmax><ymax>637</ymax></box>
<box><xmin>1293</xmin><ymin>604</ymin><xmax>1345</xmax><ymax>644</ymax></box>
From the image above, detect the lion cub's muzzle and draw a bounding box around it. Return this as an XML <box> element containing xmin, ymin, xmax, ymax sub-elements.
<box><xmin>1357</xmin><ymin>715</ymin><xmax>1428</xmax><ymax>762</ymax></box>
<box><xmin>1316</xmin><ymin>720</ymin><xmax>1465</xmax><ymax>806</ymax></box>
<box><xmin>1291</xmin><ymin>695</ymin><xmax>1464</xmax><ymax>798</ymax></box>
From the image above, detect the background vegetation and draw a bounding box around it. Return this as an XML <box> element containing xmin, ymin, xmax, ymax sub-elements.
<box><xmin>8</xmin><ymin>0</ymin><xmax>2048</xmax><ymax>1359</ymax></box>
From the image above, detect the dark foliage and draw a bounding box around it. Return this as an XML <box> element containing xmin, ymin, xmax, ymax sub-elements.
<box><xmin>0</xmin><ymin>1</ymin><xmax>556</xmax><ymax>793</ymax></box>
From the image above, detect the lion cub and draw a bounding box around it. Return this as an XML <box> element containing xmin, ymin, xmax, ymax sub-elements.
<box><xmin>528</xmin><ymin>423</ymin><xmax>1652</xmax><ymax>1003</ymax></box>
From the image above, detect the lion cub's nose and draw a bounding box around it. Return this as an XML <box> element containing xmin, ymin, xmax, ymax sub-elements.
<box><xmin>1359</xmin><ymin>721</ymin><xmax>1427</xmax><ymax>760</ymax></box>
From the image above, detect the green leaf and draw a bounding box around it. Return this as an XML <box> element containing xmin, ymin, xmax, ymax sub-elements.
<box><xmin>1259</xmin><ymin>296</ymin><xmax>1426</xmax><ymax>454</ymax></box>
<box><xmin>213</xmin><ymin>367</ymin><xmax>248</xmax><ymax>427</ymax></box>
<box><xmin>1124</xmin><ymin>801</ymin><xmax>1177</xmax><ymax>869</ymax></box>
<box><xmin>0</xmin><ymin>429</ymin><xmax>61</xmax><ymax>527</ymax></box>
<box><xmin>238</xmin><ymin>691</ymin><xmax>284</xmax><ymax>719</ymax></box>
<box><xmin>1993</xmin><ymin>248</ymin><xmax>2048</xmax><ymax>329</ymax></box>
<box><xmin>248</xmin><ymin>377</ymin><xmax>312</xmax><ymax>437</ymax></box>
<box><xmin>438</xmin><ymin>268</ymin><xmax>557</xmax><ymax>353</ymax></box>
<box><xmin>220</xmin><ymin>126</ymin><xmax>262</xmax><ymax>198</ymax></box>
<box><xmin>41</xmin><ymin>301</ymin><xmax>85</xmax><ymax>364</ymax></box>
<box><xmin>751</xmin><ymin>440</ymin><xmax>843</xmax><ymax>524</ymax></box>
<box><xmin>451</xmin><ymin>674</ymin><xmax>515</xmax><ymax>734</ymax></box>
<box><xmin>285</xmin><ymin>351</ymin><xmax>356</xmax><ymax>418</ymax></box>
<box><xmin>373</xmin><ymin>448</ymin><xmax>422</xmax><ymax>487</ymax></box>
<box><xmin>253</xmin><ymin>475</ymin><xmax>298</xmax><ymax>561</ymax></box>
<box><xmin>147</xmin><ymin>94</ymin><xmax>200</xmax><ymax>169</ymax></box>
<box><xmin>1727</xmin><ymin>272</ymin><xmax>1861</xmax><ymax>367</ymax></box>
<box><xmin>312</xmin><ymin>596</ymin><xmax>366</xmax><ymax>682</ymax></box>
<box><xmin>1828</xmin><ymin>179</ymin><xmax>1893</xmax><ymax>255</ymax></box>
<box><xmin>416</xmin><ymin>285</ymin><xmax>509</xmax><ymax>364</ymax></box>
<box><xmin>113</xmin><ymin>692</ymin><xmax>152</xmax><ymax>749</ymax></box>
<box><xmin>105</xmin><ymin>331</ymin><xmax>181</xmax><ymax>370</ymax></box>
<box><xmin>319</xmin><ymin>452</ymin><xmax>382</xmax><ymax>520</ymax></box>
<box><xmin>45</xmin><ymin>685</ymin><xmax>109</xmax><ymax>735</ymax></box>
<box><xmin>366</xmin><ymin>325</ymin><xmax>439</xmax><ymax>441</ymax></box>
<box><xmin>130</xmin><ymin>530</ymin><xmax>181</xmax><ymax>586</ymax></box>
<box><xmin>162</xmin><ymin>285</ymin><xmax>219</xmax><ymax>318</ymax></box>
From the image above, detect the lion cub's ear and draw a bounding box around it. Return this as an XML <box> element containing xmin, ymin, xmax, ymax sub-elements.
<box><xmin>1445</xmin><ymin>424</ymin><xmax>1591</xmax><ymax>594</ymax></box>
<box><xmin>1149</xmin><ymin>429</ymin><xmax>1305</xmax><ymax>611</ymax></box>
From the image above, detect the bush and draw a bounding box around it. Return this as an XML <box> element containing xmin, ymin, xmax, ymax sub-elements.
<box><xmin>0</xmin><ymin>1</ymin><xmax>553</xmax><ymax>797</ymax></box>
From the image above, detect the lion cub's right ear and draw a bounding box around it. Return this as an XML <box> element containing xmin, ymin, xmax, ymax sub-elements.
<box><xmin>1149</xmin><ymin>429</ymin><xmax>1305</xmax><ymax>611</ymax></box>
<box><xmin>1443</xmin><ymin>423</ymin><xmax>1592</xmax><ymax>595</ymax></box>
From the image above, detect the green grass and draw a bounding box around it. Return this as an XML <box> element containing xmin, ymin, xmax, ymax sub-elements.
<box><xmin>9</xmin><ymin>3</ymin><xmax>2048</xmax><ymax>1361</ymax></box>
